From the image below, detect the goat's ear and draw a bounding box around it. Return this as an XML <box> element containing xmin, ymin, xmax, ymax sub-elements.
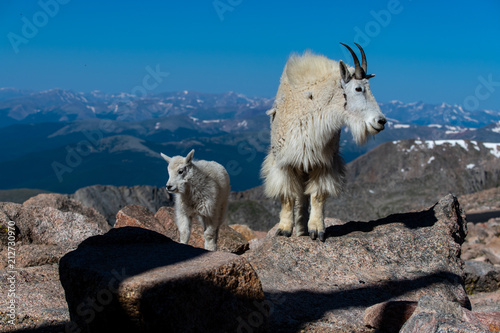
<box><xmin>160</xmin><ymin>153</ymin><xmax>171</xmax><ymax>163</ymax></box>
<box><xmin>339</xmin><ymin>60</ymin><xmax>352</xmax><ymax>84</ymax></box>
<box><xmin>185</xmin><ymin>149</ymin><xmax>195</xmax><ymax>164</ymax></box>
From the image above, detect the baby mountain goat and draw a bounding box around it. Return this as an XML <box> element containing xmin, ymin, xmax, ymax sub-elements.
<box><xmin>161</xmin><ymin>150</ymin><xmax>230</xmax><ymax>251</ymax></box>
<box><xmin>262</xmin><ymin>43</ymin><xmax>386</xmax><ymax>242</ymax></box>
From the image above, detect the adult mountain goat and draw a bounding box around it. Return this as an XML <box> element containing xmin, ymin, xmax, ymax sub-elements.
<box><xmin>262</xmin><ymin>43</ymin><xmax>386</xmax><ymax>242</ymax></box>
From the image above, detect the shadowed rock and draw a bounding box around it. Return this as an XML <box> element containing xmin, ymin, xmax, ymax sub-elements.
<box><xmin>364</xmin><ymin>301</ymin><xmax>417</xmax><ymax>332</ymax></box>
<box><xmin>59</xmin><ymin>227</ymin><xmax>266</xmax><ymax>333</ymax></box>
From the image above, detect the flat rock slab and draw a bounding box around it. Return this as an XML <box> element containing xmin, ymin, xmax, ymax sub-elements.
<box><xmin>59</xmin><ymin>227</ymin><xmax>266</xmax><ymax>333</ymax></box>
<box><xmin>0</xmin><ymin>264</ymin><xmax>69</xmax><ymax>331</ymax></box>
<box><xmin>245</xmin><ymin>194</ymin><xmax>470</xmax><ymax>332</ymax></box>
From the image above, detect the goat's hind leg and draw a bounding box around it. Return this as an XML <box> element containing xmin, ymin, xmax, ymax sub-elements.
<box><xmin>201</xmin><ymin>217</ymin><xmax>219</xmax><ymax>251</ymax></box>
<box><xmin>276</xmin><ymin>196</ymin><xmax>294</xmax><ymax>237</ymax></box>
<box><xmin>204</xmin><ymin>225</ymin><xmax>219</xmax><ymax>251</ymax></box>
<box><xmin>294</xmin><ymin>193</ymin><xmax>309</xmax><ymax>236</ymax></box>
<box><xmin>264</xmin><ymin>156</ymin><xmax>301</xmax><ymax>238</ymax></box>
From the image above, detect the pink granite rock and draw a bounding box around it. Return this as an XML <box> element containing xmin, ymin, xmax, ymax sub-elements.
<box><xmin>246</xmin><ymin>194</ymin><xmax>470</xmax><ymax>332</ymax></box>
<box><xmin>153</xmin><ymin>206</ymin><xmax>249</xmax><ymax>254</ymax></box>
<box><xmin>399</xmin><ymin>296</ymin><xmax>492</xmax><ymax>333</ymax></box>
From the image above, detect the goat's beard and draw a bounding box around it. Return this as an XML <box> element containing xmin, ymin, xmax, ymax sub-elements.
<box><xmin>348</xmin><ymin>121</ymin><xmax>370</xmax><ymax>146</ymax></box>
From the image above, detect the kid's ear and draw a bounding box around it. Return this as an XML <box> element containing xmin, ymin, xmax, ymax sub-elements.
<box><xmin>160</xmin><ymin>153</ymin><xmax>171</xmax><ymax>163</ymax></box>
<box><xmin>185</xmin><ymin>149</ymin><xmax>195</xmax><ymax>164</ymax></box>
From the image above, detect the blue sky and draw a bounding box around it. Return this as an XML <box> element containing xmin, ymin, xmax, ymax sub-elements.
<box><xmin>0</xmin><ymin>0</ymin><xmax>499</xmax><ymax>111</ymax></box>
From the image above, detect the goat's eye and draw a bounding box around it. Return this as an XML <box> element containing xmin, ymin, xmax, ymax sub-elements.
<box><xmin>355</xmin><ymin>87</ymin><xmax>363</xmax><ymax>92</ymax></box>
<box><xmin>178</xmin><ymin>169</ymin><xmax>184</xmax><ymax>175</ymax></box>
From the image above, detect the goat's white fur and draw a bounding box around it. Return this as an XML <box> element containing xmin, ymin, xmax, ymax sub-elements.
<box><xmin>161</xmin><ymin>150</ymin><xmax>230</xmax><ymax>251</ymax></box>
<box><xmin>262</xmin><ymin>50</ymin><xmax>386</xmax><ymax>241</ymax></box>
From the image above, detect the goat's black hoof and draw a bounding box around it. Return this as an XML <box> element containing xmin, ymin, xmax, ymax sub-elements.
<box><xmin>309</xmin><ymin>230</ymin><xmax>317</xmax><ymax>240</ymax></box>
<box><xmin>319</xmin><ymin>231</ymin><xmax>326</xmax><ymax>242</ymax></box>
<box><xmin>276</xmin><ymin>229</ymin><xmax>292</xmax><ymax>237</ymax></box>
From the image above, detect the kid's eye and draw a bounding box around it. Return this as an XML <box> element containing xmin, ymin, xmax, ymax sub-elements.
<box><xmin>355</xmin><ymin>87</ymin><xmax>363</xmax><ymax>92</ymax></box>
<box><xmin>178</xmin><ymin>169</ymin><xmax>184</xmax><ymax>175</ymax></box>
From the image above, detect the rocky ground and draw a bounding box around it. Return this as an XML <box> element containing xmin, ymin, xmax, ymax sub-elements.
<box><xmin>459</xmin><ymin>187</ymin><xmax>500</xmax><ymax>213</ymax></box>
<box><xmin>1</xmin><ymin>192</ymin><xmax>500</xmax><ymax>332</ymax></box>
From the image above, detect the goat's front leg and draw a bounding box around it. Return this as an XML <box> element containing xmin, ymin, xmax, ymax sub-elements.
<box><xmin>276</xmin><ymin>196</ymin><xmax>294</xmax><ymax>237</ymax></box>
<box><xmin>176</xmin><ymin>213</ymin><xmax>192</xmax><ymax>244</ymax></box>
<box><xmin>203</xmin><ymin>221</ymin><xmax>219</xmax><ymax>251</ymax></box>
<box><xmin>308</xmin><ymin>193</ymin><xmax>327</xmax><ymax>242</ymax></box>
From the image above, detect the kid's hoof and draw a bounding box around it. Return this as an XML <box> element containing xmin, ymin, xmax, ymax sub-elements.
<box><xmin>276</xmin><ymin>229</ymin><xmax>292</xmax><ymax>237</ymax></box>
<box><xmin>309</xmin><ymin>230</ymin><xmax>317</xmax><ymax>240</ymax></box>
<box><xmin>319</xmin><ymin>231</ymin><xmax>326</xmax><ymax>242</ymax></box>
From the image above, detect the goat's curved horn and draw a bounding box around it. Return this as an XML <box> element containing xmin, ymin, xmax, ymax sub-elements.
<box><xmin>340</xmin><ymin>42</ymin><xmax>366</xmax><ymax>79</ymax></box>
<box><xmin>354</xmin><ymin>43</ymin><xmax>367</xmax><ymax>74</ymax></box>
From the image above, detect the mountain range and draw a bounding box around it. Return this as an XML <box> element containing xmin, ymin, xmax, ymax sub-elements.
<box><xmin>1</xmin><ymin>87</ymin><xmax>498</xmax><ymax>126</ymax></box>
<box><xmin>0</xmin><ymin>88</ymin><xmax>274</xmax><ymax>125</ymax></box>
<box><xmin>0</xmin><ymin>88</ymin><xmax>499</xmax><ymax>193</ymax></box>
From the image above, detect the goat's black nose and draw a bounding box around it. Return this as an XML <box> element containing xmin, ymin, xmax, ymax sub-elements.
<box><xmin>378</xmin><ymin>118</ymin><xmax>387</xmax><ymax>126</ymax></box>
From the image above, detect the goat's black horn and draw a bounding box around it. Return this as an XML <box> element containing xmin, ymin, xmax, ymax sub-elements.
<box><xmin>340</xmin><ymin>42</ymin><xmax>366</xmax><ymax>79</ymax></box>
<box><xmin>354</xmin><ymin>42</ymin><xmax>367</xmax><ymax>74</ymax></box>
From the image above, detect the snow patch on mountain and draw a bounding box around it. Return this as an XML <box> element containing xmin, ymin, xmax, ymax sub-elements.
<box><xmin>484</xmin><ymin>143</ymin><xmax>500</xmax><ymax>158</ymax></box>
<box><xmin>490</xmin><ymin>121</ymin><xmax>500</xmax><ymax>134</ymax></box>
<box><xmin>237</xmin><ymin>120</ymin><xmax>248</xmax><ymax>129</ymax></box>
<box><xmin>393</xmin><ymin>139</ymin><xmax>500</xmax><ymax>159</ymax></box>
